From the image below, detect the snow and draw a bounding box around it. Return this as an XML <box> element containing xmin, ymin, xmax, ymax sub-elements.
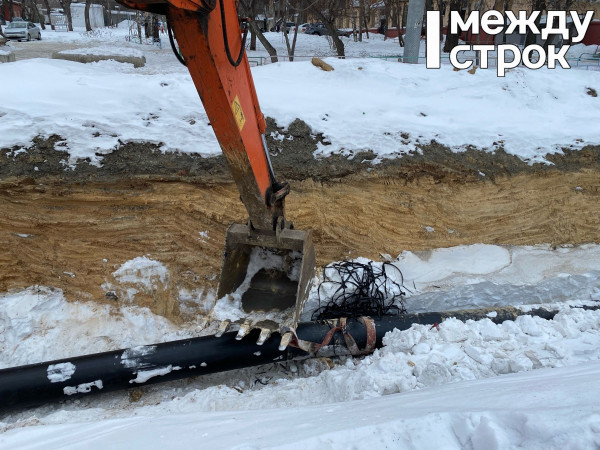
<box><xmin>46</xmin><ymin>362</ymin><xmax>76</xmax><ymax>383</ymax></box>
<box><xmin>1</xmin><ymin>28</ymin><xmax>600</xmax><ymax>447</ymax></box>
<box><xmin>63</xmin><ymin>380</ymin><xmax>103</xmax><ymax>396</ymax></box>
<box><xmin>0</xmin><ymin>287</ymin><xmax>194</xmax><ymax>369</ymax></box>
<box><xmin>129</xmin><ymin>365</ymin><xmax>181</xmax><ymax>384</ymax></box>
<box><xmin>111</xmin><ymin>256</ymin><xmax>168</xmax><ymax>289</ymax></box>
<box><xmin>56</xmin><ymin>46</ymin><xmax>145</xmax><ymax>58</ymax></box>
<box><xmin>1</xmin><ymin>244</ymin><xmax>600</xmax><ymax>448</ymax></box>
<box><xmin>0</xmin><ymin>30</ymin><xmax>599</xmax><ymax>164</ymax></box>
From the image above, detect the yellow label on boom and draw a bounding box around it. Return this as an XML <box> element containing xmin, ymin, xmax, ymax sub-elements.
<box><xmin>231</xmin><ymin>96</ymin><xmax>246</xmax><ymax>131</ymax></box>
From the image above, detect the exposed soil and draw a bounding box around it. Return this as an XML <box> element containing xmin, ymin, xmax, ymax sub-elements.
<box><xmin>2</xmin><ymin>119</ymin><xmax>600</xmax><ymax>322</ymax></box>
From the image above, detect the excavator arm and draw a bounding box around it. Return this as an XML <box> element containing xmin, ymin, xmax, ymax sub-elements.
<box><xmin>116</xmin><ymin>0</ymin><xmax>315</xmax><ymax>345</ymax></box>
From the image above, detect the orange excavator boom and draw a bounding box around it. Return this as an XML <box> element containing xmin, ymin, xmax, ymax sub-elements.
<box><xmin>116</xmin><ymin>0</ymin><xmax>316</xmax><ymax>345</ymax></box>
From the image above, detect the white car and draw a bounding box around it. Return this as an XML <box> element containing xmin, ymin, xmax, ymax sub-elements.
<box><xmin>297</xmin><ymin>23</ymin><xmax>311</xmax><ymax>33</ymax></box>
<box><xmin>4</xmin><ymin>21</ymin><xmax>41</xmax><ymax>41</ymax></box>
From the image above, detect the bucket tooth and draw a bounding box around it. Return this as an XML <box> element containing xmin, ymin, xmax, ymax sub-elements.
<box><xmin>256</xmin><ymin>328</ymin><xmax>271</xmax><ymax>345</ymax></box>
<box><xmin>279</xmin><ymin>331</ymin><xmax>294</xmax><ymax>351</ymax></box>
<box><xmin>216</xmin><ymin>320</ymin><xmax>230</xmax><ymax>338</ymax></box>
<box><xmin>236</xmin><ymin>321</ymin><xmax>252</xmax><ymax>340</ymax></box>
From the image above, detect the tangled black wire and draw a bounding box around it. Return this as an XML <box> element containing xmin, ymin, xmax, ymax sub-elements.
<box><xmin>311</xmin><ymin>261</ymin><xmax>408</xmax><ymax>321</ymax></box>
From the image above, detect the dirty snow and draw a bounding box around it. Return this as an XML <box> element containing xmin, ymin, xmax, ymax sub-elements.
<box><xmin>111</xmin><ymin>256</ymin><xmax>168</xmax><ymax>289</ymax></box>
<box><xmin>56</xmin><ymin>46</ymin><xmax>144</xmax><ymax>57</ymax></box>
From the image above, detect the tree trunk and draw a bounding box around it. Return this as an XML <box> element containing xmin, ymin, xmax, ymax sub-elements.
<box><xmin>7</xmin><ymin>0</ymin><xmax>14</xmax><ymax>20</ymax></box>
<box><xmin>358</xmin><ymin>0</ymin><xmax>364</xmax><ymax>42</ymax></box>
<box><xmin>59</xmin><ymin>0</ymin><xmax>74</xmax><ymax>31</ymax></box>
<box><xmin>397</xmin><ymin>3</ymin><xmax>404</xmax><ymax>46</ymax></box>
<box><xmin>248</xmin><ymin>19</ymin><xmax>278</xmax><ymax>62</ymax></box>
<box><xmin>136</xmin><ymin>12</ymin><xmax>142</xmax><ymax>42</ymax></box>
<box><xmin>151</xmin><ymin>14</ymin><xmax>159</xmax><ymax>41</ymax></box>
<box><xmin>442</xmin><ymin>0</ymin><xmax>460</xmax><ymax>53</ymax></box>
<box><xmin>311</xmin><ymin>7</ymin><xmax>345</xmax><ymax>57</ymax></box>
<box><xmin>524</xmin><ymin>0</ymin><xmax>544</xmax><ymax>47</ymax></box>
<box><xmin>84</xmin><ymin>0</ymin><xmax>92</xmax><ymax>31</ymax></box>
<box><xmin>282</xmin><ymin>18</ymin><xmax>299</xmax><ymax>61</ymax></box>
<box><xmin>250</xmin><ymin>26</ymin><xmax>256</xmax><ymax>51</ymax></box>
<box><xmin>32</xmin><ymin>0</ymin><xmax>46</xmax><ymax>30</ymax></box>
<box><xmin>43</xmin><ymin>0</ymin><xmax>54</xmax><ymax>29</ymax></box>
<box><xmin>26</xmin><ymin>0</ymin><xmax>43</xmax><ymax>27</ymax></box>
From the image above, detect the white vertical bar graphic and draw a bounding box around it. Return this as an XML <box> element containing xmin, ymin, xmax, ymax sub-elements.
<box><xmin>426</xmin><ymin>11</ymin><xmax>441</xmax><ymax>68</ymax></box>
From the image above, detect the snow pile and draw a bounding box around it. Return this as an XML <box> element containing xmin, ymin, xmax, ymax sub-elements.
<box><xmin>1</xmin><ymin>244</ymin><xmax>600</xmax><ymax>447</ymax></box>
<box><xmin>119</xmin><ymin>307</ymin><xmax>600</xmax><ymax>413</ymax></box>
<box><xmin>0</xmin><ymin>286</ymin><xmax>193</xmax><ymax>369</ymax></box>
<box><xmin>303</xmin><ymin>244</ymin><xmax>600</xmax><ymax>319</ymax></box>
<box><xmin>1</xmin><ymin>302</ymin><xmax>599</xmax><ymax>447</ymax></box>
<box><xmin>1</xmin><ymin>54</ymin><xmax>599</xmax><ymax>164</ymax></box>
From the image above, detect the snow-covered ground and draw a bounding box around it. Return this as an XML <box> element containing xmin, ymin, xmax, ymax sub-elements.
<box><xmin>1</xmin><ymin>26</ymin><xmax>599</xmax><ymax>164</ymax></box>
<box><xmin>1</xmin><ymin>26</ymin><xmax>600</xmax><ymax>448</ymax></box>
<box><xmin>1</xmin><ymin>244</ymin><xmax>600</xmax><ymax>448</ymax></box>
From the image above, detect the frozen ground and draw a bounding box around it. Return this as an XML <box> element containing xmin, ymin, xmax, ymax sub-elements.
<box><xmin>1</xmin><ymin>244</ymin><xmax>600</xmax><ymax>448</ymax></box>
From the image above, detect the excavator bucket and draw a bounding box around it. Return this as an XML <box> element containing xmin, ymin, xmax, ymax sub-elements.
<box><xmin>214</xmin><ymin>223</ymin><xmax>316</xmax><ymax>345</ymax></box>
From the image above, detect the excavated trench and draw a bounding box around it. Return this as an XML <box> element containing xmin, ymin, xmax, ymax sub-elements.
<box><xmin>2</xmin><ymin>118</ymin><xmax>600</xmax><ymax>322</ymax></box>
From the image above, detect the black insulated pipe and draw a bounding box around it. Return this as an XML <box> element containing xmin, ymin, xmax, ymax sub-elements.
<box><xmin>0</xmin><ymin>307</ymin><xmax>566</xmax><ymax>412</ymax></box>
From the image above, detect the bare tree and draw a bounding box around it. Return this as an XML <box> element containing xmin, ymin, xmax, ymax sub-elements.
<box><xmin>84</xmin><ymin>0</ymin><xmax>92</xmax><ymax>31</ymax></box>
<box><xmin>310</xmin><ymin>0</ymin><xmax>349</xmax><ymax>57</ymax></box>
<box><xmin>24</xmin><ymin>0</ymin><xmax>46</xmax><ymax>29</ymax></box>
<box><xmin>281</xmin><ymin>3</ymin><xmax>299</xmax><ymax>61</ymax></box>
<box><xmin>524</xmin><ymin>0</ymin><xmax>545</xmax><ymax>47</ymax></box>
<box><xmin>239</xmin><ymin>0</ymin><xmax>279</xmax><ymax>62</ymax></box>
<box><xmin>442</xmin><ymin>0</ymin><xmax>461</xmax><ymax>52</ymax></box>
<box><xmin>43</xmin><ymin>0</ymin><xmax>54</xmax><ymax>30</ymax></box>
<box><xmin>58</xmin><ymin>0</ymin><xmax>74</xmax><ymax>31</ymax></box>
<box><xmin>358</xmin><ymin>0</ymin><xmax>365</xmax><ymax>41</ymax></box>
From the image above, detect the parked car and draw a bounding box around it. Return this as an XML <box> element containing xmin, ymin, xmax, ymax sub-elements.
<box><xmin>4</xmin><ymin>21</ymin><xmax>41</xmax><ymax>41</ymax></box>
<box><xmin>305</xmin><ymin>23</ymin><xmax>350</xmax><ymax>37</ymax></box>
<box><xmin>272</xmin><ymin>20</ymin><xmax>296</xmax><ymax>32</ymax></box>
<box><xmin>297</xmin><ymin>23</ymin><xmax>311</xmax><ymax>33</ymax></box>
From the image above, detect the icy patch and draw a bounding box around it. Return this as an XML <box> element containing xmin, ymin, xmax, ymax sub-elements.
<box><xmin>46</xmin><ymin>362</ymin><xmax>76</xmax><ymax>383</ymax></box>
